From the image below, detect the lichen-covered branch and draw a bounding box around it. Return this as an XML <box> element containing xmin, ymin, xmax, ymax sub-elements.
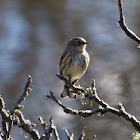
<box><xmin>0</xmin><ymin>96</ymin><xmax>13</xmax><ymax>140</ymax></box>
<box><xmin>49</xmin><ymin>117</ymin><xmax>60</xmax><ymax>140</ymax></box>
<box><xmin>12</xmin><ymin>75</ymin><xmax>33</xmax><ymax>111</ymax></box>
<box><xmin>48</xmin><ymin>75</ymin><xmax>140</xmax><ymax>132</ymax></box>
<box><xmin>15</xmin><ymin>109</ymin><xmax>40</xmax><ymax>140</ymax></box>
<box><xmin>38</xmin><ymin>116</ymin><xmax>48</xmax><ymax>139</ymax></box>
<box><xmin>118</xmin><ymin>0</ymin><xmax>140</xmax><ymax>44</ymax></box>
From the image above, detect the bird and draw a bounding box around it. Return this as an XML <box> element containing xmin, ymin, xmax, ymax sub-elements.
<box><xmin>59</xmin><ymin>37</ymin><xmax>90</xmax><ymax>99</ymax></box>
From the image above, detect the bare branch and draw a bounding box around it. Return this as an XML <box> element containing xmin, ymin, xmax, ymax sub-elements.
<box><xmin>78</xmin><ymin>127</ymin><xmax>86</xmax><ymax>140</ymax></box>
<box><xmin>12</xmin><ymin>75</ymin><xmax>33</xmax><ymax>111</ymax></box>
<box><xmin>49</xmin><ymin>117</ymin><xmax>60</xmax><ymax>140</ymax></box>
<box><xmin>15</xmin><ymin>109</ymin><xmax>40</xmax><ymax>140</ymax></box>
<box><xmin>6</xmin><ymin>117</ymin><xmax>13</xmax><ymax>139</ymax></box>
<box><xmin>64</xmin><ymin>128</ymin><xmax>74</xmax><ymax>140</ymax></box>
<box><xmin>118</xmin><ymin>0</ymin><xmax>140</xmax><ymax>44</ymax></box>
<box><xmin>38</xmin><ymin>116</ymin><xmax>60</xmax><ymax>140</ymax></box>
<box><xmin>38</xmin><ymin>116</ymin><xmax>48</xmax><ymax>139</ymax></box>
<box><xmin>0</xmin><ymin>96</ymin><xmax>12</xmax><ymax>139</ymax></box>
<box><xmin>92</xmin><ymin>134</ymin><xmax>97</xmax><ymax>140</ymax></box>
<box><xmin>48</xmin><ymin>92</ymin><xmax>93</xmax><ymax>117</ymax></box>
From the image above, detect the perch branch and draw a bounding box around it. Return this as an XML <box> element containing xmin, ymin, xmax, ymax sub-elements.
<box><xmin>47</xmin><ymin>76</ymin><xmax>140</xmax><ymax>132</ymax></box>
<box><xmin>56</xmin><ymin>74</ymin><xmax>85</xmax><ymax>94</ymax></box>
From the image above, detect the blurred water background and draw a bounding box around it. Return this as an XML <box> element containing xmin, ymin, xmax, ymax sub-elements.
<box><xmin>0</xmin><ymin>0</ymin><xmax>140</xmax><ymax>139</ymax></box>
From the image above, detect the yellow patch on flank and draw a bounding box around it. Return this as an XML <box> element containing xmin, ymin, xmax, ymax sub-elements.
<box><xmin>60</xmin><ymin>56</ymin><xmax>67</xmax><ymax>68</ymax></box>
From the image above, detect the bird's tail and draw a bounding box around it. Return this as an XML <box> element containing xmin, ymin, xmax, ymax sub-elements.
<box><xmin>61</xmin><ymin>84</ymin><xmax>77</xmax><ymax>99</ymax></box>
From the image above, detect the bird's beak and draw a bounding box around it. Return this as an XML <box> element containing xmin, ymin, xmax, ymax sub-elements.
<box><xmin>84</xmin><ymin>42</ymin><xmax>89</xmax><ymax>44</ymax></box>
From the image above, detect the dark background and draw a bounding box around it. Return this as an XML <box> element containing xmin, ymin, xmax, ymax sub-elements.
<box><xmin>0</xmin><ymin>0</ymin><xmax>140</xmax><ymax>139</ymax></box>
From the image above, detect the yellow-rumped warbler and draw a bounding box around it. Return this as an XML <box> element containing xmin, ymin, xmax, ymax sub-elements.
<box><xmin>60</xmin><ymin>37</ymin><xmax>90</xmax><ymax>99</ymax></box>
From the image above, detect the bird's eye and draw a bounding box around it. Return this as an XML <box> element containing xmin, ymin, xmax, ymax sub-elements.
<box><xmin>76</xmin><ymin>40</ymin><xmax>80</xmax><ymax>45</ymax></box>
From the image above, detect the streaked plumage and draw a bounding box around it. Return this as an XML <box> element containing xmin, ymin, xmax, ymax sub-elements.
<box><xmin>60</xmin><ymin>37</ymin><xmax>90</xmax><ymax>99</ymax></box>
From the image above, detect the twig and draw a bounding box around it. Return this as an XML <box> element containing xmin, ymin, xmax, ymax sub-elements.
<box><xmin>92</xmin><ymin>134</ymin><xmax>97</xmax><ymax>140</ymax></box>
<box><xmin>0</xmin><ymin>96</ymin><xmax>11</xmax><ymax>140</ymax></box>
<box><xmin>64</xmin><ymin>128</ymin><xmax>74</xmax><ymax>140</ymax></box>
<box><xmin>38</xmin><ymin>116</ymin><xmax>48</xmax><ymax>140</ymax></box>
<box><xmin>39</xmin><ymin>117</ymin><xmax>60</xmax><ymax>140</ymax></box>
<box><xmin>118</xmin><ymin>0</ymin><xmax>140</xmax><ymax>44</ymax></box>
<box><xmin>12</xmin><ymin>75</ymin><xmax>33</xmax><ymax>111</ymax></box>
<box><xmin>48</xmin><ymin>91</ymin><xmax>93</xmax><ymax>117</ymax></box>
<box><xmin>78</xmin><ymin>127</ymin><xmax>86</xmax><ymax>140</ymax></box>
<box><xmin>0</xmin><ymin>133</ymin><xmax>3</xmax><ymax>140</ymax></box>
<box><xmin>15</xmin><ymin>109</ymin><xmax>40</xmax><ymax>140</ymax></box>
<box><xmin>47</xmin><ymin>117</ymin><xmax>55</xmax><ymax>139</ymax></box>
<box><xmin>6</xmin><ymin>75</ymin><xmax>33</xmax><ymax>139</ymax></box>
<box><xmin>6</xmin><ymin>117</ymin><xmax>13</xmax><ymax>139</ymax></box>
<box><xmin>49</xmin><ymin>117</ymin><xmax>60</xmax><ymax>140</ymax></box>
